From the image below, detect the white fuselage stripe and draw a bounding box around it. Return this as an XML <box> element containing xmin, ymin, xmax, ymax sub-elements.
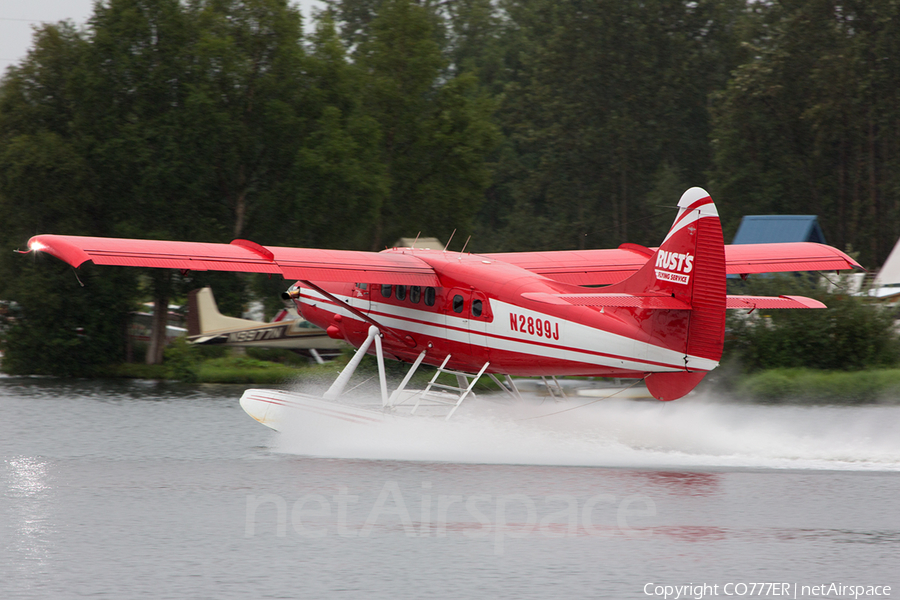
<box><xmin>299</xmin><ymin>290</ymin><xmax>718</xmax><ymax>373</ymax></box>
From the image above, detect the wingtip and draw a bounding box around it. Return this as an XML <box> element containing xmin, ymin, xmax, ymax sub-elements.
<box><xmin>25</xmin><ymin>234</ymin><xmax>92</xmax><ymax>268</ymax></box>
<box><xmin>828</xmin><ymin>245</ymin><xmax>864</xmax><ymax>271</ymax></box>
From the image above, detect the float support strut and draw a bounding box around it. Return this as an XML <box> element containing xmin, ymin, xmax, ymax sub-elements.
<box><xmin>324</xmin><ymin>325</ymin><xmax>380</xmax><ymax>401</ymax></box>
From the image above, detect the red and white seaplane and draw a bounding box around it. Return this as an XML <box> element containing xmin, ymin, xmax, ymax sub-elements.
<box><xmin>25</xmin><ymin>188</ymin><xmax>859</xmax><ymax>428</ymax></box>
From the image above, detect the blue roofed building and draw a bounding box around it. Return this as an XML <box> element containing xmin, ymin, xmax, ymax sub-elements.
<box><xmin>729</xmin><ymin>215</ymin><xmax>830</xmax><ymax>282</ymax></box>
<box><xmin>731</xmin><ymin>215</ymin><xmax>827</xmax><ymax>245</ymax></box>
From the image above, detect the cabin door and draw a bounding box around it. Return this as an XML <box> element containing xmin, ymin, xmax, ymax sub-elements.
<box><xmin>351</xmin><ymin>282</ymin><xmax>371</xmax><ymax>314</ymax></box>
<box><xmin>445</xmin><ymin>288</ymin><xmax>491</xmax><ymax>364</ymax></box>
<box><xmin>468</xmin><ymin>290</ymin><xmax>491</xmax><ymax>358</ymax></box>
<box><xmin>445</xmin><ymin>288</ymin><xmax>472</xmax><ymax>356</ymax></box>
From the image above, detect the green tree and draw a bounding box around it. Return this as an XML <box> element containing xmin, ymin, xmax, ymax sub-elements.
<box><xmin>0</xmin><ymin>23</ymin><xmax>139</xmax><ymax>375</ymax></box>
<box><xmin>710</xmin><ymin>0</ymin><xmax>900</xmax><ymax>267</ymax></box>
<box><xmin>355</xmin><ymin>0</ymin><xmax>499</xmax><ymax>248</ymax></box>
<box><xmin>72</xmin><ymin>0</ymin><xmax>314</xmax><ymax>363</ymax></box>
<box><xmin>76</xmin><ymin>0</ymin><xmax>210</xmax><ymax>363</ymax></box>
<box><xmin>0</xmin><ymin>0</ymin><xmax>322</xmax><ymax>369</ymax></box>
<box><xmin>269</xmin><ymin>14</ymin><xmax>387</xmax><ymax>250</ymax></box>
<box><xmin>726</xmin><ymin>276</ymin><xmax>900</xmax><ymax>371</ymax></box>
<box><xmin>188</xmin><ymin>0</ymin><xmax>310</xmax><ymax>241</ymax></box>
<box><xmin>479</xmin><ymin>0</ymin><xmax>747</xmax><ymax>253</ymax></box>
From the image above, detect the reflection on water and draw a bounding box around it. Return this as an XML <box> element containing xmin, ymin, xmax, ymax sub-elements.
<box><xmin>630</xmin><ymin>471</ymin><xmax>721</xmax><ymax>496</ymax></box>
<box><xmin>4</xmin><ymin>456</ymin><xmax>55</xmax><ymax>576</ymax></box>
<box><xmin>6</xmin><ymin>456</ymin><xmax>51</xmax><ymax>497</ymax></box>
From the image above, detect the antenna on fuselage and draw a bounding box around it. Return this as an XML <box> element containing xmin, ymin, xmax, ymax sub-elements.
<box><xmin>410</xmin><ymin>232</ymin><xmax>421</xmax><ymax>249</ymax></box>
<box><xmin>460</xmin><ymin>235</ymin><xmax>471</xmax><ymax>254</ymax></box>
<box><xmin>442</xmin><ymin>229</ymin><xmax>456</xmax><ymax>252</ymax></box>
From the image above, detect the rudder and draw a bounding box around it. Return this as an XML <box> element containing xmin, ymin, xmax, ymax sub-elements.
<box><xmin>605</xmin><ymin>187</ymin><xmax>726</xmax><ymax>400</ymax></box>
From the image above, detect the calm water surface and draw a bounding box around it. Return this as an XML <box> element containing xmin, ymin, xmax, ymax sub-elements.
<box><xmin>2</xmin><ymin>377</ymin><xmax>898</xmax><ymax>599</ymax></box>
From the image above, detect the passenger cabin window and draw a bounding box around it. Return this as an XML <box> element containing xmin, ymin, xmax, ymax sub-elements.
<box><xmin>381</xmin><ymin>284</ymin><xmax>392</xmax><ymax>298</ymax></box>
<box><xmin>452</xmin><ymin>295</ymin><xmax>465</xmax><ymax>314</ymax></box>
<box><xmin>357</xmin><ymin>283</ymin><xmax>367</xmax><ymax>290</ymax></box>
<box><xmin>424</xmin><ymin>287</ymin><xmax>436</xmax><ymax>306</ymax></box>
<box><xmin>396</xmin><ymin>285</ymin><xmax>407</xmax><ymax>301</ymax></box>
<box><xmin>472</xmin><ymin>299</ymin><xmax>483</xmax><ymax>317</ymax></box>
<box><xmin>410</xmin><ymin>286</ymin><xmax>421</xmax><ymax>304</ymax></box>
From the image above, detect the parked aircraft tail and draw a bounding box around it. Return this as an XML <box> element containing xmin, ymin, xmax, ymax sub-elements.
<box><xmin>186</xmin><ymin>287</ymin><xmax>258</xmax><ymax>336</ymax></box>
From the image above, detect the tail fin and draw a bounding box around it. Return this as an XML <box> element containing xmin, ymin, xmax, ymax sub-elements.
<box><xmin>186</xmin><ymin>287</ymin><xmax>259</xmax><ymax>336</ymax></box>
<box><xmin>604</xmin><ymin>187</ymin><xmax>726</xmax><ymax>400</ymax></box>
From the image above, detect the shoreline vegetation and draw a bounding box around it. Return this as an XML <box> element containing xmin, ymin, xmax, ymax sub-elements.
<box><xmin>102</xmin><ymin>356</ymin><xmax>304</xmax><ymax>386</ymax></box>
<box><xmin>101</xmin><ymin>343</ymin><xmax>501</xmax><ymax>391</ymax></box>
<box><xmin>94</xmin><ymin>349</ymin><xmax>900</xmax><ymax>405</ymax></box>
<box><xmin>723</xmin><ymin>368</ymin><xmax>900</xmax><ymax>405</ymax></box>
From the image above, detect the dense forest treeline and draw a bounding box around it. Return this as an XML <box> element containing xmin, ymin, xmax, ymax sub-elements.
<box><xmin>2</xmin><ymin>0</ymin><xmax>899</xmax><ymax>374</ymax></box>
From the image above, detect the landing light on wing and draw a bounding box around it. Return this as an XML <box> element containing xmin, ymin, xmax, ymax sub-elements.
<box><xmin>28</xmin><ymin>240</ymin><xmax>48</xmax><ymax>253</ymax></box>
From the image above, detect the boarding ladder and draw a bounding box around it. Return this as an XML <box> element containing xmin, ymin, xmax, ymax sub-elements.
<box><xmin>541</xmin><ymin>376</ymin><xmax>569</xmax><ymax>400</ymax></box>
<box><xmin>406</xmin><ymin>355</ymin><xmax>491</xmax><ymax>420</ymax></box>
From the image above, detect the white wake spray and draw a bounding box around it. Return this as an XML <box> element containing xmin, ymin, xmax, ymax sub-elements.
<box><xmin>272</xmin><ymin>389</ymin><xmax>900</xmax><ymax>471</ymax></box>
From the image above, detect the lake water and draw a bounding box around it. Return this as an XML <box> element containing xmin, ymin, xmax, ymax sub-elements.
<box><xmin>2</xmin><ymin>377</ymin><xmax>899</xmax><ymax>599</ymax></box>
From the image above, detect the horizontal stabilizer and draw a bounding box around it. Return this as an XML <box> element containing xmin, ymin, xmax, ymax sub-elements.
<box><xmin>523</xmin><ymin>292</ymin><xmax>825</xmax><ymax>311</ymax></box>
<box><xmin>522</xmin><ymin>291</ymin><xmax>690</xmax><ymax>309</ymax></box>
<box><xmin>725</xmin><ymin>295</ymin><xmax>826</xmax><ymax>310</ymax></box>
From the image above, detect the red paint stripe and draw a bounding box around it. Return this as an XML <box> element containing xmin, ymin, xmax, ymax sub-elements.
<box><xmin>273</xmin><ymin>398</ymin><xmax>383</xmax><ymax>423</ymax></box>
<box><xmin>481</xmin><ymin>331</ymin><xmax>688</xmax><ymax>370</ymax></box>
<box><xmin>671</xmin><ymin>197</ymin><xmax>712</xmax><ymax>227</ymax></box>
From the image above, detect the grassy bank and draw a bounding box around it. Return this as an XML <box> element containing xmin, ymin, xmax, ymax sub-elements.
<box><xmin>731</xmin><ymin>368</ymin><xmax>900</xmax><ymax>404</ymax></box>
<box><xmin>102</xmin><ymin>348</ymin><xmax>497</xmax><ymax>390</ymax></box>
<box><xmin>103</xmin><ymin>356</ymin><xmax>300</xmax><ymax>384</ymax></box>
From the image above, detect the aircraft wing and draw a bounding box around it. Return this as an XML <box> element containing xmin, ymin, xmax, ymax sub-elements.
<box><xmin>27</xmin><ymin>234</ymin><xmax>859</xmax><ymax>289</ymax></box>
<box><xmin>26</xmin><ymin>235</ymin><xmax>440</xmax><ymax>287</ymax></box>
<box><xmin>722</xmin><ymin>242</ymin><xmax>861</xmax><ymax>276</ymax></box>
<box><xmin>485</xmin><ymin>242</ymin><xmax>861</xmax><ymax>286</ymax></box>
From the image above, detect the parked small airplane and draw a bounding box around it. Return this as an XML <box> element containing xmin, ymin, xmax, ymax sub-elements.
<box><xmin>24</xmin><ymin>188</ymin><xmax>859</xmax><ymax>427</ymax></box>
<box><xmin>186</xmin><ymin>287</ymin><xmax>345</xmax><ymax>363</ymax></box>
